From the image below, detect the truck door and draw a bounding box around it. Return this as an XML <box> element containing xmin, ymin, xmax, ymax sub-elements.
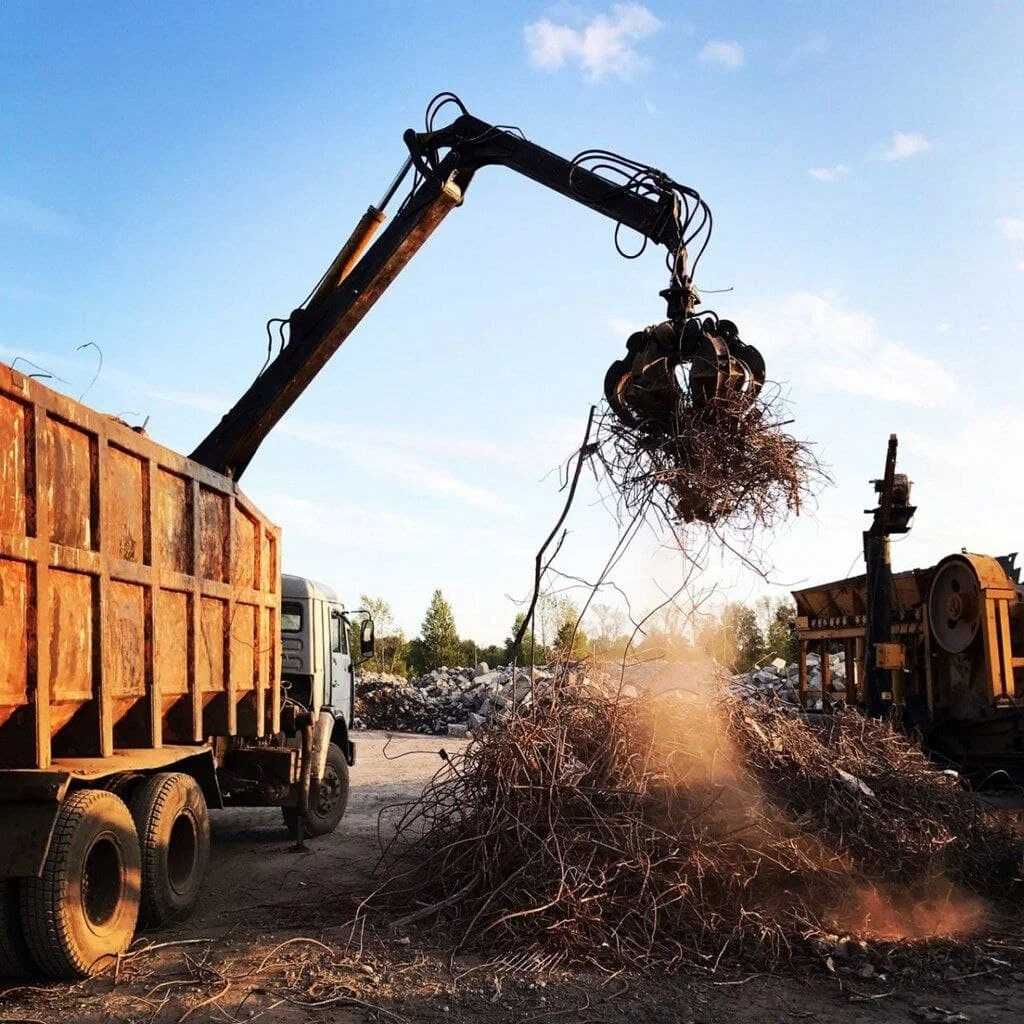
<box><xmin>327</xmin><ymin>603</ymin><xmax>352</xmax><ymax>717</ymax></box>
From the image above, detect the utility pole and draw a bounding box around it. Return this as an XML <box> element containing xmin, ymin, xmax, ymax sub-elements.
<box><xmin>862</xmin><ymin>435</ymin><xmax>916</xmax><ymax>715</ymax></box>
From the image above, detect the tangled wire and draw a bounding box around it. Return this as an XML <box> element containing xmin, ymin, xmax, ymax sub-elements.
<box><xmin>595</xmin><ymin>385</ymin><xmax>822</xmax><ymax>531</ymax></box>
<box><xmin>374</xmin><ymin>677</ymin><xmax>1023</xmax><ymax>970</ymax></box>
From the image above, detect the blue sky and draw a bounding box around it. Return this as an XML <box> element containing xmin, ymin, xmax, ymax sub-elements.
<box><xmin>3</xmin><ymin>2</ymin><xmax>1024</xmax><ymax>644</ymax></box>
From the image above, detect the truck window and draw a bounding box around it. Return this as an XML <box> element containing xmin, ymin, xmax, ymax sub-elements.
<box><xmin>282</xmin><ymin>602</ymin><xmax>303</xmax><ymax>632</ymax></box>
<box><xmin>330</xmin><ymin>613</ymin><xmax>343</xmax><ymax>654</ymax></box>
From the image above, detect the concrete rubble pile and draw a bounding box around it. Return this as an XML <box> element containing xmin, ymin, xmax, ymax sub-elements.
<box><xmin>729</xmin><ymin>651</ymin><xmax>846</xmax><ymax>709</ymax></box>
<box><xmin>354</xmin><ymin>663</ymin><xmax>550</xmax><ymax>736</ymax></box>
<box><xmin>355</xmin><ymin>653</ymin><xmax>848</xmax><ymax>737</ymax></box>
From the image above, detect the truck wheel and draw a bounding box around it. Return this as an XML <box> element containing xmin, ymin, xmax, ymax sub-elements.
<box><xmin>20</xmin><ymin>789</ymin><xmax>140</xmax><ymax>978</ymax></box>
<box><xmin>282</xmin><ymin>742</ymin><xmax>350</xmax><ymax>838</ymax></box>
<box><xmin>129</xmin><ymin>773</ymin><xmax>210</xmax><ymax>927</ymax></box>
<box><xmin>0</xmin><ymin>881</ymin><xmax>33</xmax><ymax>977</ymax></box>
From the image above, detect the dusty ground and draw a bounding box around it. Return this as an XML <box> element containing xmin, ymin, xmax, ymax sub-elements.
<box><xmin>2</xmin><ymin>731</ymin><xmax>1024</xmax><ymax>1023</ymax></box>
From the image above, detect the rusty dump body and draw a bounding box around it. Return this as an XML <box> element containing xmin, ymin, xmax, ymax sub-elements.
<box><xmin>0</xmin><ymin>362</ymin><xmax>281</xmax><ymax>787</ymax></box>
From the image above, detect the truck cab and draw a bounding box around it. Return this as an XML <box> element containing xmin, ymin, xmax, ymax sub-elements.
<box><xmin>280</xmin><ymin>575</ymin><xmax>373</xmax><ymax>765</ymax></box>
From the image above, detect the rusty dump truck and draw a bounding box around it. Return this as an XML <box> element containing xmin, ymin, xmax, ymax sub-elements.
<box><xmin>0</xmin><ymin>362</ymin><xmax>372</xmax><ymax>978</ymax></box>
<box><xmin>0</xmin><ymin>93</ymin><xmax>761</xmax><ymax>977</ymax></box>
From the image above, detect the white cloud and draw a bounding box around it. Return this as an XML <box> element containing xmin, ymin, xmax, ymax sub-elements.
<box><xmin>740</xmin><ymin>291</ymin><xmax>955</xmax><ymax>408</ymax></box>
<box><xmin>998</xmin><ymin>217</ymin><xmax>1024</xmax><ymax>241</ymax></box>
<box><xmin>808</xmin><ymin>164</ymin><xmax>849</xmax><ymax>183</ymax></box>
<box><xmin>139</xmin><ymin>384</ymin><xmax>508</xmax><ymax>510</ymax></box>
<box><xmin>698</xmin><ymin>40</ymin><xmax>744</xmax><ymax>69</ymax></box>
<box><xmin>881</xmin><ymin>131</ymin><xmax>931</xmax><ymax>162</ymax></box>
<box><xmin>524</xmin><ymin>3</ymin><xmax>662</xmax><ymax>81</ymax></box>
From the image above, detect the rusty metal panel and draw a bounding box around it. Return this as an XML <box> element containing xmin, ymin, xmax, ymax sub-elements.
<box><xmin>231</xmin><ymin>604</ymin><xmax>256</xmax><ymax>693</ymax></box>
<box><xmin>49</xmin><ymin>569</ymin><xmax>94</xmax><ymax>703</ymax></box>
<box><xmin>233</xmin><ymin>508</ymin><xmax>257</xmax><ymax>589</ymax></box>
<box><xmin>0</xmin><ymin>559</ymin><xmax>33</xmax><ymax>765</ymax></box>
<box><xmin>156</xmin><ymin>590</ymin><xmax>190</xmax><ymax>697</ymax></box>
<box><xmin>106</xmin><ymin>445</ymin><xmax>147</xmax><ymax>563</ymax></box>
<box><xmin>155</xmin><ymin>469</ymin><xmax>192</xmax><ymax>574</ymax></box>
<box><xmin>0</xmin><ymin>560</ymin><xmax>30</xmax><ymax>706</ymax></box>
<box><xmin>106</xmin><ymin>581</ymin><xmax>147</xmax><ymax>699</ymax></box>
<box><xmin>0</xmin><ymin>393</ymin><xmax>31</xmax><ymax>538</ymax></box>
<box><xmin>198</xmin><ymin>486</ymin><xmax>228</xmax><ymax>582</ymax></box>
<box><xmin>44</xmin><ymin>416</ymin><xmax>96</xmax><ymax>551</ymax></box>
<box><xmin>198</xmin><ymin>596</ymin><xmax>226</xmax><ymax>693</ymax></box>
<box><xmin>0</xmin><ymin>362</ymin><xmax>281</xmax><ymax>771</ymax></box>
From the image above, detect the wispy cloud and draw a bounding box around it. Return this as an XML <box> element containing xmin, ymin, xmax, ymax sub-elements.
<box><xmin>698</xmin><ymin>40</ymin><xmax>744</xmax><ymax>69</ymax></box>
<box><xmin>0</xmin><ymin>193</ymin><xmax>76</xmax><ymax>237</ymax></box>
<box><xmin>524</xmin><ymin>3</ymin><xmax>662</xmax><ymax>81</ymax></box>
<box><xmin>808</xmin><ymin>164</ymin><xmax>849</xmax><ymax>183</ymax></box>
<box><xmin>782</xmin><ymin>33</ymin><xmax>828</xmax><ymax>68</ymax></box>
<box><xmin>741</xmin><ymin>291</ymin><xmax>955</xmax><ymax>408</ymax></box>
<box><xmin>998</xmin><ymin>217</ymin><xmax>1024</xmax><ymax>242</ymax></box>
<box><xmin>258</xmin><ymin>492</ymin><xmax>475</xmax><ymax>554</ymax></box>
<box><xmin>143</xmin><ymin>380</ymin><xmax>510</xmax><ymax>510</ymax></box>
<box><xmin>279</xmin><ymin>421</ymin><xmax>506</xmax><ymax>511</ymax></box>
<box><xmin>881</xmin><ymin>131</ymin><xmax>931</xmax><ymax>162</ymax></box>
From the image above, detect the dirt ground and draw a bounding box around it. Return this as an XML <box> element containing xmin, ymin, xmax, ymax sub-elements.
<box><xmin>3</xmin><ymin>731</ymin><xmax>1024</xmax><ymax>1024</ymax></box>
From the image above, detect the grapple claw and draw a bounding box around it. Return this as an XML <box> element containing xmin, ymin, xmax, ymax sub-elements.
<box><xmin>605</xmin><ymin>315</ymin><xmax>764</xmax><ymax>434</ymax></box>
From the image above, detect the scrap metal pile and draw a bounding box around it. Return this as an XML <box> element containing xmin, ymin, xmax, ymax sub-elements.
<box><xmin>599</xmin><ymin>314</ymin><xmax>818</xmax><ymax>528</ymax></box>
<box><xmin>375</xmin><ymin>678</ymin><xmax>1022</xmax><ymax>969</ymax></box>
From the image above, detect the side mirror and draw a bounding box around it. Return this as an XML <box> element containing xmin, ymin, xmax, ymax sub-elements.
<box><xmin>360</xmin><ymin>618</ymin><xmax>375</xmax><ymax>659</ymax></box>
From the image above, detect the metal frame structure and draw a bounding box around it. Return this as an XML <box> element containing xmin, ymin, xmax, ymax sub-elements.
<box><xmin>0</xmin><ymin>363</ymin><xmax>281</xmax><ymax>773</ymax></box>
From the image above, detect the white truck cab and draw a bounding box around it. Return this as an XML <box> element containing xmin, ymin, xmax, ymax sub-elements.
<box><xmin>280</xmin><ymin>574</ymin><xmax>374</xmax><ymax>770</ymax></box>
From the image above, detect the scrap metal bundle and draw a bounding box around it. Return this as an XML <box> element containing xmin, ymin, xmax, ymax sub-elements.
<box><xmin>600</xmin><ymin>315</ymin><xmax>817</xmax><ymax>528</ymax></box>
<box><xmin>374</xmin><ymin>677</ymin><xmax>1022</xmax><ymax>969</ymax></box>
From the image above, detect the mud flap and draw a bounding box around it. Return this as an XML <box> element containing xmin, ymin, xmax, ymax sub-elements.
<box><xmin>306</xmin><ymin>711</ymin><xmax>334</xmax><ymax>812</ymax></box>
<box><xmin>0</xmin><ymin>802</ymin><xmax>62</xmax><ymax>879</ymax></box>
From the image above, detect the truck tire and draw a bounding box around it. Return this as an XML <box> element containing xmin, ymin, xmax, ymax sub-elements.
<box><xmin>20</xmin><ymin>789</ymin><xmax>140</xmax><ymax>979</ymax></box>
<box><xmin>282</xmin><ymin>742</ymin><xmax>350</xmax><ymax>838</ymax></box>
<box><xmin>129</xmin><ymin>773</ymin><xmax>210</xmax><ymax>927</ymax></box>
<box><xmin>0</xmin><ymin>881</ymin><xmax>33</xmax><ymax>977</ymax></box>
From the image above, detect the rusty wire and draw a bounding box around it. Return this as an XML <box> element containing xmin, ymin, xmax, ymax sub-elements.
<box><xmin>593</xmin><ymin>382</ymin><xmax>824</xmax><ymax>535</ymax></box>
<box><xmin>370</xmin><ymin>678</ymin><xmax>1024</xmax><ymax>971</ymax></box>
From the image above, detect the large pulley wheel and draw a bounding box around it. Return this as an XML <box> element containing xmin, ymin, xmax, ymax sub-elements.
<box><xmin>20</xmin><ymin>789</ymin><xmax>141</xmax><ymax>978</ymax></box>
<box><xmin>929</xmin><ymin>557</ymin><xmax>983</xmax><ymax>654</ymax></box>
<box><xmin>130</xmin><ymin>773</ymin><xmax>210</xmax><ymax>927</ymax></box>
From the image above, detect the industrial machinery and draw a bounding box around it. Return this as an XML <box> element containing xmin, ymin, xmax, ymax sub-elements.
<box><xmin>0</xmin><ymin>94</ymin><xmax>760</xmax><ymax>977</ymax></box>
<box><xmin>792</xmin><ymin>437</ymin><xmax>1024</xmax><ymax>776</ymax></box>
<box><xmin>191</xmin><ymin>92</ymin><xmax>763</xmax><ymax>479</ymax></box>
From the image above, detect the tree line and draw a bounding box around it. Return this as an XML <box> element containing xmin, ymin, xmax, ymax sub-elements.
<box><xmin>350</xmin><ymin>590</ymin><xmax>798</xmax><ymax>678</ymax></box>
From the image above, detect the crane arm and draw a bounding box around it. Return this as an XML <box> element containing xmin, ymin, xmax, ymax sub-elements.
<box><xmin>190</xmin><ymin>106</ymin><xmax>717</xmax><ymax>479</ymax></box>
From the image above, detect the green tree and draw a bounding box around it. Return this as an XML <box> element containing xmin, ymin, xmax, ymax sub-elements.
<box><xmin>478</xmin><ymin>643</ymin><xmax>506</xmax><ymax>667</ymax></box>
<box><xmin>505</xmin><ymin>612</ymin><xmax>550</xmax><ymax>666</ymax></box>
<box><xmin>728</xmin><ymin>603</ymin><xmax>764</xmax><ymax>672</ymax></box>
<box><xmin>551</xmin><ymin>603</ymin><xmax>588</xmax><ymax>662</ymax></box>
<box><xmin>459</xmin><ymin>638</ymin><xmax>478</xmax><ymax>667</ymax></box>
<box><xmin>351</xmin><ymin>594</ymin><xmax>407</xmax><ymax>675</ymax></box>
<box><xmin>695</xmin><ymin>602</ymin><xmax>764</xmax><ymax>673</ymax></box>
<box><xmin>758</xmin><ymin>597</ymin><xmax>798</xmax><ymax>664</ymax></box>
<box><xmin>405</xmin><ymin>637</ymin><xmax>428</xmax><ymax>676</ymax></box>
<box><xmin>419</xmin><ymin>589</ymin><xmax>461</xmax><ymax>670</ymax></box>
<box><xmin>553</xmin><ymin>618</ymin><xmax>588</xmax><ymax>662</ymax></box>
